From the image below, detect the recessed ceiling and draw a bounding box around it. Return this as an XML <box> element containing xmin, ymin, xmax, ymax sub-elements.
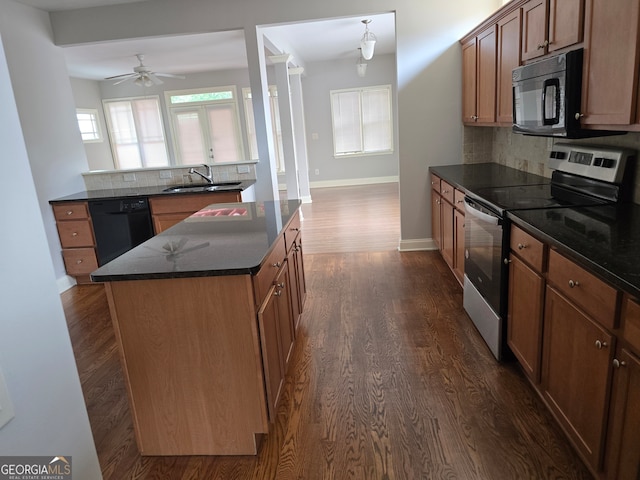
<box><xmin>20</xmin><ymin>0</ymin><xmax>396</xmax><ymax>81</ymax></box>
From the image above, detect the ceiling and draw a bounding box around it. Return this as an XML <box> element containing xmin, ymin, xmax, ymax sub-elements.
<box><xmin>13</xmin><ymin>0</ymin><xmax>396</xmax><ymax>81</ymax></box>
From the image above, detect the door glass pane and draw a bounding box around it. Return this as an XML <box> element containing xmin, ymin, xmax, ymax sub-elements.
<box><xmin>174</xmin><ymin>110</ymin><xmax>206</xmax><ymax>165</ymax></box>
<box><xmin>206</xmin><ymin>104</ymin><xmax>240</xmax><ymax>163</ymax></box>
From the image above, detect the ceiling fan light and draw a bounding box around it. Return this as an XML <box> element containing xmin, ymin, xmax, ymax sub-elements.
<box><xmin>134</xmin><ymin>76</ymin><xmax>144</xmax><ymax>86</ymax></box>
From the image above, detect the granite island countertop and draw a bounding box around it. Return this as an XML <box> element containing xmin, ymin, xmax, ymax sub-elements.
<box><xmin>91</xmin><ymin>199</ymin><xmax>300</xmax><ymax>282</ymax></box>
<box><xmin>49</xmin><ymin>179</ymin><xmax>255</xmax><ymax>203</ymax></box>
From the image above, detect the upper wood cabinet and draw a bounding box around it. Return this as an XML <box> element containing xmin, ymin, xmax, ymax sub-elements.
<box><xmin>581</xmin><ymin>0</ymin><xmax>640</xmax><ymax>127</ymax></box>
<box><xmin>462</xmin><ymin>25</ymin><xmax>497</xmax><ymax>124</ymax></box>
<box><xmin>496</xmin><ymin>9</ymin><xmax>522</xmax><ymax>123</ymax></box>
<box><xmin>522</xmin><ymin>0</ymin><xmax>584</xmax><ymax>61</ymax></box>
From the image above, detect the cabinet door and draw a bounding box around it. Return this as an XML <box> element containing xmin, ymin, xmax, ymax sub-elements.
<box><xmin>431</xmin><ymin>190</ymin><xmax>442</xmax><ymax>251</ymax></box>
<box><xmin>476</xmin><ymin>25</ymin><xmax>497</xmax><ymax>124</ymax></box>
<box><xmin>441</xmin><ymin>200</ymin><xmax>454</xmax><ymax>269</ymax></box>
<box><xmin>257</xmin><ymin>285</ymin><xmax>284</xmax><ymax>421</ymax></box>
<box><xmin>496</xmin><ymin>9</ymin><xmax>521</xmax><ymax>124</ymax></box>
<box><xmin>521</xmin><ymin>0</ymin><xmax>548</xmax><ymax>61</ymax></box>
<box><xmin>605</xmin><ymin>348</ymin><xmax>640</xmax><ymax>480</ymax></box>
<box><xmin>508</xmin><ymin>254</ymin><xmax>544</xmax><ymax>383</ymax></box>
<box><xmin>462</xmin><ymin>37</ymin><xmax>478</xmax><ymax>123</ymax></box>
<box><xmin>453</xmin><ymin>208</ymin><xmax>465</xmax><ymax>284</ymax></box>
<box><xmin>548</xmin><ymin>0</ymin><xmax>584</xmax><ymax>53</ymax></box>
<box><xmin>294</xmin><ymin>237</ymin><xmax>306</xmax><ymax>315</ymax></box>
<box><xmin>542</xmin><ymin>286</ymin><xmax>614</xmax><ymax>469</ymax></box>
<box><xmin>582</xmin><ymin>0</ymin><xmax>640</xmax><ymax>126</ymax></box>
<box><xmin>275</xmin><ymin>265</ymin><xmax>295</xmax><ymax>368</ymax></box>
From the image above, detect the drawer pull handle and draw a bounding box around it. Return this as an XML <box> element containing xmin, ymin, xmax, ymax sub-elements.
<box><xmin>568</xmin><ymin>279</ymin><xmax>579</xmax><ymax>288</ymax></box>
<box><xmin>456</xmin><ymin>199</ymin><xmax>464</xmax><ymax>204</ymax></box>
<box><xmin>613</xmin><ymin>358</ymin><xmax>627</xmax><ymax>368</ymax></box>
<box><xmin>595</xmin><ymin>340</ymin><xmax>608</xmax><ymax>350</ymax></box>
<box><xmin>517</xmin><ymin>243</ymin><xmax>526</xmax><ymax>250</ymax></box>
<box><xmin>72</xmin><ymin>232</ymin><xmax>78</xmax><ymax>237</ymax></box>
<box><xmin>442</xmin><ymin>190</ymin><xmax>450</xmax><ymax>194</ymax></box>
<box><xmin>76</xmin><ymin>259</ymin><xmax>83</xmax><ymax>264</ymax></box>
<box><xmin>276</xmin><ymin>282</ymin><xmax>285</xmax><ymax>288</ymax></box>
<box><xmin>66</xmin><ymin>210</ymin><xmax>74</xmax><ymax>216</ymax></box>
<box><xmin>431</xmin><ymin>181</ymin><xmax>436</xmax><ymax>185</ymax></box>
<box><xmin>274</xmin><ymin>290</ymin><xmax>282</xmax><ymax>297</ymax></box>
<box><xmin>272</xmin><ymin>262</ymin><xmax>282</xmax><ymax>268</ymax></box>
<box><xmin>291</xmin><ymin>227</ymin><xmax>300</xmax><ymax>232</ymax></box>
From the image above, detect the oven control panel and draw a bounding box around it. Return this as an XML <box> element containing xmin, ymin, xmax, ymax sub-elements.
<box><xmin>548</xmin><ymin>143</ymin><xmax>635</xmax><ymax>183</ymax></box>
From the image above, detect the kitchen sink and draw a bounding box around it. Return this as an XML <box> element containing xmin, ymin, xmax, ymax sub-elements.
<box><xmin>162</xmin><ymin>182</ymin><xmax>241</xmax><ymax>193</ymax></box>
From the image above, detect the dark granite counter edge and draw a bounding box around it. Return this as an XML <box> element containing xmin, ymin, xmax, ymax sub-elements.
<box><xmin>91</xmin><ymin>265</ymin><xmax>257</xmax><ymax>282</ymax></box>
<box><xmin>507</xmin><ymin>213</ymin><xmax>640</xmax><ymax>299</ymax></box>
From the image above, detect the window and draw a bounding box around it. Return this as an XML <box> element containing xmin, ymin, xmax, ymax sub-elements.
<box><xmin>103</xmin><ymin>96</ymin><xmax>169</xmax><ymax>169</ymax></box>
<box><xmin>76</xmin><ymin>108</ymin><xmax>102</xmax><ymax>143</ymax></box>
<box><xmin>330</xmin><ymin>85</ymin><xmax>393</xmax><ymax>157</ymax></box>
<box><xmin>165</xmin><ymin>86</ymin><xmax>245</xmax><ymax>165</ymax></box>
<box><xmin>242</xmin><ymin>86</ymin><xmax>285</xmax><ymax>172</ymax></box>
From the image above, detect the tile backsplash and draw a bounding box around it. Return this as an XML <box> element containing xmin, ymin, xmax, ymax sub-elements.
<box><xmin>82</xmin><ymin>163</ymin><xmax>257</xmax><ymax>191</ymax></box>
<box><xmin>463</xmin><ymin>126</ymin><xmax>640</xmax><ymax>204</ymax></box>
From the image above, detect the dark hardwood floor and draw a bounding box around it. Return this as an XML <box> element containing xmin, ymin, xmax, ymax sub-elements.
<box><xmin>62</xmin><ymin>183</ymin><xmax>592</xmax><ymax>479</ymax></box>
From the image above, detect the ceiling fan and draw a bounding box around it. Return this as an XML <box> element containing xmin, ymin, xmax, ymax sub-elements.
<box><xmin>105</xmin><ymin>54</ymin><xmax>185</xmax><ymax>86</ymax></box>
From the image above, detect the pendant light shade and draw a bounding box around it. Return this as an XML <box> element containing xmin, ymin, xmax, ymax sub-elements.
<box><xmin>360</xmin><ymin>19</ymin><xmax>377</xmax><ymax>60</ymax></box>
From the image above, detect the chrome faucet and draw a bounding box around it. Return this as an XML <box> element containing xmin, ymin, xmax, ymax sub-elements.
<box><xmin>188</xmin><ymin>164</ymin><xmax>213</xmax><ymax>184</ymax></box>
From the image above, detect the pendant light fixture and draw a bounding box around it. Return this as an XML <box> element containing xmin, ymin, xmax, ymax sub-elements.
<box><xmin>360</xmin><ymin>19</ymin><xmax>377</xmax><ymax>60</ymax></box>
<box><xmin>356</xmin><ymin>48</ymin><xmax>367</xmax><ymax>77</ymax></box>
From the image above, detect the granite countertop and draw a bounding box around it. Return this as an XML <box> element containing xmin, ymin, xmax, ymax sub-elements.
<box><xmin>49</xmin><ymin>179</ymin><xmax>255</xmax><ymax>203</ymax></box>
<box><xmin>91</xmin><ymin>199</ymin><xmax>300</xmax><ymax>282</ymax></box>
<box><xmin>430</xmin><ymin>163</ymin><xmax>547</xmax><ymax>193</ymax></box>
<box><xmin>509</xmin><ymin>204</ymin><xmax>640</xmax><ymax>299</ymax></box>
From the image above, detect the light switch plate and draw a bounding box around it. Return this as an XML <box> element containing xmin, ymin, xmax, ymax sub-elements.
<box><xmin>123</xmin><ymin>172</ymin><xmax>136</xmax><ymax>182</ymax></box>
<box><xmin>237</xmin><ymin>165</ymin><xmax>250</xmax><ymax>174</ymax></box>
<box><xmin>0</xmin><ymin>368</ymin><xmax>15</xmax><ymax>430</ymax></box>
<box><xmin>159</xmin><ymin>170</ymin><xmax>172</xmax><ymax>179</ymax></box>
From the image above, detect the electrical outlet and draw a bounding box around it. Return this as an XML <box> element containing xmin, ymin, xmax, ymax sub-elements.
<box><xmin>123</xmin><ymin>172</ymin><xmax>136</xmax><ymax>182</ymax></box>
<box><xmin>311</xmin><ymin>133</ymin><xmax>319</xmax><ymax>140</ymax></box>
<box><xmin>237</xmin><ymin>165</ymin><xmax>251</xmax><ymax>174</ymax></box>
<box><xmin>315</xmin><ymin>169</ymin><xmax>320</xmax><ymax>175</ymax></box>
<box><xmin>159</xmin><ymin>170</ymin><xmax>172</xmax><ymax>179</ymax></box>
<box><xmin>0</xmin><ymin>368</ymin><xmax>15</xmax><ymax>430</ymax></box>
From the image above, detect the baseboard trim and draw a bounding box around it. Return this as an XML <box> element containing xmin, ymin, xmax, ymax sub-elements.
<box><xmin>310</xmin><ymin>176</ymin><xmax>399</xmax><ymax>189</ymax></box>
<box><xmin>398</xmin><ymin>238</ymin><xmax>437</xmax><ymax>252</ymax></box>
<box><xmin>56</xmin><ymin>275</ymin><xmax>77</xmax><ymax>293</ymax></box>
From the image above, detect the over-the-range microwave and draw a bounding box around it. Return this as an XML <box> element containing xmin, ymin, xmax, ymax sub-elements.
<box><xmin>512</xmin><ymin>48</ymin><xmax>622</xmax><ymax>139</ymax></box>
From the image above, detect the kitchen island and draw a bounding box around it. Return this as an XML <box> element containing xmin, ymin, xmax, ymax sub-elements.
<box><xmin>91</xmin><ymin>199</ymin><xmax>305</xmax><ymax>456</ymax></box>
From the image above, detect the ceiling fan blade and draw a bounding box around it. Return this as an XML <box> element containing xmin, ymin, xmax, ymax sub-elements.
<box><xmin>147</xmin><ymin>73</ymin><xmax>164</xmax><ymax>85</ymax></box>
<box><xmin>104</xmin><ymin>72</ymin><xmax>136</xmax><ymax>80</ymax></box>
<box><xmin>112</xmin><ymin>76</ymin><xmax>136</xmax><ymax>85</ymax></box>
<box><xmin>154</xmin><ymin>73</ymin><xmax>186</xmax><ymax>79</ymax></box>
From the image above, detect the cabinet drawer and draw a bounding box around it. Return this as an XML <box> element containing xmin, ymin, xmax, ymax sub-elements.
<box><xmin>284</xmin><ymin>211</ymin><xmax>301</xmax><ymax>253</ymax></box>
<box><xmin>56</xmin><ymin>220</ymin><xmax>95</xmax><ymax>248</ymax></box>
<box><xmin>510</xmin><ymin>225</ymin><xmax>545</xmax><ymax>272</ymax></box>
<box><xmin>253</xmin><ymin>236</ymin><xmax>286</xmax><ymax>305</ymax></box>
<box><xmin>52</xmin><ymin>202</ymin><xmax>89</xmax><ymax>221</ymax></box>
<box><xmin>430</xmin><ymin>173</ymin><xmax>441</xmax><ymax>192</ymax></box>
<box><xmin>440</xmin><ymin>180</ymin><xmax>455</xmax><ymax>204</ymax></box>
<box><xmin>149</xmin><ymin>192</ymin><xmax>240</xmax><ymax>215</ymax></box>
<box><xmin>623</xmin><ymin>298</ymin><xmax>640</xmax><ymax>354</ymax></box>
<box><xmin>547</xmin><ymin>249</ymin><xmax>619</xmax><ymax>329</ymax></box>
<box><xmin>454</xmin><ymin>189</ymin><xmax>465</xmax><ymax>212</ymax></box>
<box><xmin>62</xmin><ymin>248</ymin><xmax>99</xmax><ymax>275</ymax></box>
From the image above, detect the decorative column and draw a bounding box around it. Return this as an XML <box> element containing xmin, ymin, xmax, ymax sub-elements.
<box><xmin>288</xmin><ymin>67</ymin><xmax>311</xmax><ymax>203</ymax></box>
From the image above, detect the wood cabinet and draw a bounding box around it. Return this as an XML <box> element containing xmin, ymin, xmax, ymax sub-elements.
<box><xmin>462</xmin><ymin>25</ymin><xmax>497</xmax><ymax>124</ymax></box>
<box><xmin>522</xmin><ymin>0</ymin><xmax>584</xmax><ymax>61</ymax></box>
<box><xmin>581</xmin><ymin>0</ymin><xmax>640</xmax><ymax>127</ymax></box>
<box><xmin>430</xmin><ymin>173</ymin><xmax>465</xmax><ymax>285</ymax></box>
<box><xmin>508</xmin><ymin>225</ymin><xmax>546</xmax><ymax>383</ymax></box>
<box><xmin>285</xmin><ymin>213</ymin><xmax>306</xmax><ymax>329</ymax></box>
<box><xmin>496</xmin><ymin>9</ymin><xmax>521</xmax><ymax>123</ymax></box>
<box><xmin>52</xmin><ymin>201</ymin><xmax>99</xmax><ymax>283</ymax></box>
<box><xmin>149</xmin><ymin>191</ymin><xmax>241</xmax><ymax>233</ymax></box>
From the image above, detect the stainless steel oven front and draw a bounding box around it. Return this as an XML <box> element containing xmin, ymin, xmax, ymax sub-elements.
<box><xmin>463</xmin><ymin>195</ymin><xmax>507</xmax><ymax>360</ymax></box>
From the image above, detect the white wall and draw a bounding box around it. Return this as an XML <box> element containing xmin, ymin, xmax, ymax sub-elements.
<box><xmin>304</xmin><ymin>53</ymin><xmax>399</xmax><ymax>186</ymax></box>
<box><xmin>49</xmin><ymin>0</ymin><xmax>502</xmax><ymax>246</ymax></box>
<box><xmin>0</xmin><ymin>20</ymin><xmax>102</xmax><ymax>480</ymax></box>
<box><xmin>0</xmin><ymin>0</ymin><xmax>90</xmax><ymax>285</ymax></box>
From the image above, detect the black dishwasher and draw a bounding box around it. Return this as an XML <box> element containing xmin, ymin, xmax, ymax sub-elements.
<box><xmin>89</xmin><ymin>197</ymin><xmax>154</xmax><ymax>265</ymax></box>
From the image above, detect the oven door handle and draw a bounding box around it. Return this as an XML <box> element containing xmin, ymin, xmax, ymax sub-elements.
<box><xmin>464</xmin><ymin>198</ymin><xmax>501</xmax><ymax>225</ymax></box>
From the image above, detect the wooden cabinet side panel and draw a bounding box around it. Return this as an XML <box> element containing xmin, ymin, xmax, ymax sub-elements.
<box><xmin>497</xmin><ymin>9</ymin><xmax>522</xmax><ymax>124</ymax></box>
<box><xmin>107</xmin><ymin>276</ymin><xmax>268</xmax><ymax>455</ymax></box>
<box><xmin>431</xmin><ymin>190</ymin><xmax>442</xmax><ymax>251</ymax></box>
<box><xmin>476</xmin><ymin>25</ymin><xmax>498</xmax><ymax>124</ymax></box>
<box><xmin>582</xmin><ymin>0</ymin><xmax>640</xmax><ymax>125</ymax></box>
<box><xmin>542</xmin><ymin>286</ymin><xmax>614</xmax><ymax>468</ymax></box>
<box><xmin>507</xmin><ymin>255</ymin><xmax>544</xmax><ymax>382</ymax></box>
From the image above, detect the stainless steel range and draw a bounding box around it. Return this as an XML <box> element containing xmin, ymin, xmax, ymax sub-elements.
<box><xmin>462</xmin><ymin>143</ymin><xmax>636</xmax><ymax>360</ymax></box>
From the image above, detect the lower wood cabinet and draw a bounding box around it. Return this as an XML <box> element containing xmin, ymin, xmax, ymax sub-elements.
<box><xmin>453</xmin><ymin>208</ymin><xmax>465</xmax><ymax>284</ymax></box>
<box><xmin>542</xmin><ymin>285</ymin><xmax>614</xmax><ymax>469</ymax></box>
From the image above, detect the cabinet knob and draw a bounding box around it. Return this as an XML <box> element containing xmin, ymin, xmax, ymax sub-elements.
<box><xmin>575</xmin><ymin>113</ymin><xmax>584</xmax><ymax>120</ymax></box>
<box><xmin>568</xmin><ymin>279</ymin><xmax>580</xmax><ymax>288</ymax></box>
<box><xmin>471</xmin><ymin>115</ymin><xmax>478</xmax><ymax>121</ymax></box>
<box><xmin>72</xmin><ymin>232</ymin><xmax>78</xmax><ymax>237</ymax></box>
<box><xmin>66</xmin><ymin>210</ymin><xmax>74</xmax><ymax>216</ymax></box>
<box><xmin>274</xmin><ymin>290</ymin><xmax>282</xmax><ymax>297</ymax></box>
<box><xmin>537</xmin><ymin>40</ymin><xmax>550</xmax><ymax>50</ymax></box>
<box><xmin>291</xmin><ymin>227</ymin><xmax>300</xmax><ymax>232</ymax></box>
<box><xmin>503</xmin><ymin>258</ymin><xmax>511</xmax><ymax>265</ymax></box>
<box><xmin>442</xmin><ymin>189</ymin><xmax>450</xmax><ymax>194</ymax></box>
<box><xmin>613</xmin><ymin>358</ymin><xmax>627</xmax><ymax>368</ymax></box>
<box><xmin>272</xmin><ymin>261</ymin><xmax>282</xmax><ymax>268</ymax></box>
<box><xmin>431</xmin><ymin>181</ymin><xmax>436</xmax><ymax>185</ymax></box>
<box><xmin>277</xmin><ymin>282</ymin><xmax>285</xmax><ymax>288</ymax></box>
<box><xmin>517</xmin><ymin>243</ymin><xmax>526</xmax><ymax>250</ymax></box>
<box><xmin>595</xmin><ymin>340</ymin><xmax>608</xmax><ymax>350</ymax></box>
<box><xmin>76</xmin><ymin>259</ymin><xmax>83</xmax><ymax>264</ymax></box>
